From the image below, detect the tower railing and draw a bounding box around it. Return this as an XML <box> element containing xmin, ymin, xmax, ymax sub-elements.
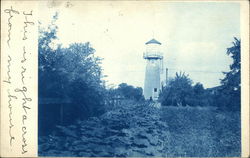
<box><xmin>143</xmin><ymin>51</ymin><xmax>163</xmax><ymax>59</ymax></box>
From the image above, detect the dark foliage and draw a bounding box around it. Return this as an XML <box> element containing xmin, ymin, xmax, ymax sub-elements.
<box><xmin>160</xmin><ymin>38</ymin><xmax>241</xmax><ymax>110</ymax></box>
<box><xmin>160</xmin><ymin>72</ymin><xmax>192</xmax><ymax>106</ymax></box>
<box><xmin>215</xmin><ymin>37</ymin><xmax>241</xmax><ymax>111</ymax></box>
<box><xmin>39</xmin><ymin>14</ymin><xmax>106</xmax><ymax>135</ymax></box>
<box><xmin>117</xmin><ymin>83</ymin><xmax>144</xmax><ymax>101</ymax></box>
<box><xmin>159</xmin><ymin>72</ymin><xmax>212</xmax><ymax>107</ymax></box>
<box><xmin>107</xmin><ymin>83</ymin><xmax>144</xmax><ymax>101</ymax></box>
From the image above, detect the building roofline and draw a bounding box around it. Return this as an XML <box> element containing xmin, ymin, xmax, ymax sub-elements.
<box><xmin>145</xmin><ymin>38</ymin><xmax>162</xmax><ymax>45</ymax></box>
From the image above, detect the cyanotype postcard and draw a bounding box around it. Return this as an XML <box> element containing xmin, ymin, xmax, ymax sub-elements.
<box><xmin>1</xmin><ymin>0</ymin><xmax>249</xmax><ymax>157</ymax></box>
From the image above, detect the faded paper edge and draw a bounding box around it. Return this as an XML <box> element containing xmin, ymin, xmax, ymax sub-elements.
<box><xmin>0</xmin><ymin>0</ymin><xmax>249</xmax><ymax>157</ymax></box>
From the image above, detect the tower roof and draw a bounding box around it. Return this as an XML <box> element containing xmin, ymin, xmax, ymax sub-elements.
<box><xmin>145</xmin><ymin>38</ymin><xmax>161</xmax><ymax>45</ymax></box>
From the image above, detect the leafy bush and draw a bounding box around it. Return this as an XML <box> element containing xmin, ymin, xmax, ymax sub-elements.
<box><xmin>39</xmin><ymin>14</ymin><xmax>106</xmax><ymax>135</ymax></box>
<box><xmin>159</xmin><ymin>72</ymin><xmax>213</xmax><ymax>107</ymax></box>
<box><xmin>159</xmin><ymin>72</ymin><xmax>192</xmax><ymax>106</ymax></box>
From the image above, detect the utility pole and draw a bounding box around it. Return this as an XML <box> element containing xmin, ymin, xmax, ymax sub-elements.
<box><xmin>166</xmin><ymin>68</ymin><xmax>168</xmax><ymax>85</ymax></box>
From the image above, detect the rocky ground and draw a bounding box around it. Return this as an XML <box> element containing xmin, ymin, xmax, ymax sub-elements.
<box><xmin>39</xmin><ymin>101</ymin><xmax>240</xmax><ymax>157</ymax></box>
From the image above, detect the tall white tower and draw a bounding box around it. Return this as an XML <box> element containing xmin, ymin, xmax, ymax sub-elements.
<box><xmin>143</xmin><ymin>39</ymin><xmax>163</xmax><ymax>101</ymax></box>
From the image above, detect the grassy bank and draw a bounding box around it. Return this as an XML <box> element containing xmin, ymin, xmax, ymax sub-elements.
<box><xmin>160</xmin><ymin>106</ymin><xmax>240</xmax><ymax>157</ymax></box>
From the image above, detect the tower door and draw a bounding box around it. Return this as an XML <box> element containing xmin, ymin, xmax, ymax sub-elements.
<box><xmin>153</xmin><ymin>88</ymin><xmax>158</xmax><ymax>100</ymax></box>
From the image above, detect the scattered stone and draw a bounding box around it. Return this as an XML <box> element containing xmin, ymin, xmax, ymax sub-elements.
<box><xmin>133</xmin><ymin>138</ymin><xmax>150</xmax><ymax>148</ymax></box>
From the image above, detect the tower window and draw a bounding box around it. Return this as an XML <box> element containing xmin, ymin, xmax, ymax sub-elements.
<box><xmin>154</xmin><ymin>88</ymin><xmax>157</xmax><ymax>92</ymax></box>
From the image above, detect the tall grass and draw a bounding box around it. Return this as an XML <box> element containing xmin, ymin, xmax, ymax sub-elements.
<box><xmin>161</xmin><ymin>106</ymin><xmax>240</xmax><ymax>157</ymax></box>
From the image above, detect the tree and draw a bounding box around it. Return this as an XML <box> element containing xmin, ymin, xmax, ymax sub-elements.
<box><xmin>38</xmin><ymin>14</ymin><xmax>106</xmax><ymax>135</ymax></box>
<box><xmin>217</xmin><ymin>38</ymin><xmax>241</xmax><ymax>111</ymax></box>
<box><xmin>159</xmin><ymin>73</ymin><xmax>214</xmax><ymax>107</ymax></box>
<box><xmin>193</xmin><ymin>82</ymin><xmax>204</xmax><ymax>95</ymax></box>
<box><xmin>160</xmin><ymin>72</ymin><xmax>193</xmax><ymax>106</ymax></box>
<box><xmin>114</xmin><ymin>83</ymin><xmax>144</xmax><ymax>101</ymax></box>
<box><xmin>189</xmin><ymin>82</ymin><xmax>213</xmax><ymax>107</ymax></box>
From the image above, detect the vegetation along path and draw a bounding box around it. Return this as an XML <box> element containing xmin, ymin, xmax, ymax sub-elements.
<box><xmin>39</xmin><ymin>100</ymin><xmax>240</xmax><ymax>157</ymax></box>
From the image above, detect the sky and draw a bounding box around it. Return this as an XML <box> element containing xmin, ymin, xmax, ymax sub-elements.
<box><xmin>38</xmin><ymin>1</ymin><xmax>240</xmax><ymax>88</ymax></box>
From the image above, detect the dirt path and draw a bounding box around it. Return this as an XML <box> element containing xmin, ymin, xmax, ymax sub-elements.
<box><xmin>39</xmin><ymin>101</ymin><xmax>240</xmax><ymax>157</ymax></box>
<box><xmin>39</xmin><ymin>101</ymin><xmax>171</xmax><ymax>156</ymax></box>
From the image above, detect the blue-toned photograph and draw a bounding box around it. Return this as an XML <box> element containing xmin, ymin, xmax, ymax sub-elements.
<box><xmin>38</xmin><ymin>1</ymin><xmax>241</xmax><ymax>157</ymax></box>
